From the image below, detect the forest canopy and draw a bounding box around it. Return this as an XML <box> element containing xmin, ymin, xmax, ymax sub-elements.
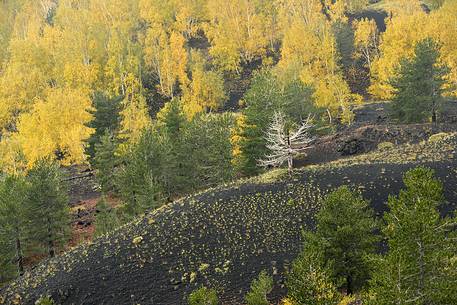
<box><xmin>0</xmin><ymin>0</ymin><xmax>456</xmax><ymax>172</ymax></box>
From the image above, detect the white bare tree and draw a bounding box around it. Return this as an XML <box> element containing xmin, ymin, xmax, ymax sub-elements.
<box><xmin>258</xmin><ymin>112</ymin><xmax>315</xmax><ymax>174</ymax></box>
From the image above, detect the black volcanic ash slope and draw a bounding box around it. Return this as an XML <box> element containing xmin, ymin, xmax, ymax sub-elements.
<box><xmin>1</xmin><ymin>136</ymin><xmax>457</xmax><ymax>305</ymax></box>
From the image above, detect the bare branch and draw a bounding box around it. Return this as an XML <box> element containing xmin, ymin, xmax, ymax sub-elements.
<box><xmin>258</xmin><ymin>111</ymin><xmax>316</xmax><ymax>172</ymax></box>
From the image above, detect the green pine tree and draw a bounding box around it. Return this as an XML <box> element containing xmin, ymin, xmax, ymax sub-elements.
<box><xmin>178</xmin><ymin>113</ymin><xmax>234</xmax><ymax>193</ymax></box>
<box><xmin>35</xmin><ymin>296</ymin><xmax>55</xmax><ymax>305</ymax></box>
<box><xmin>94</xmin><ymin>131</ymin><xmax>119</xmax><ymax>194</ymax></box>
<box><xmin>312</xmin><ymin>186</ymin><xmax>378</xmax><ymax>294</ymax></box>
<box><xmin>239</xmin><ymin>71</ymin><xmax>287</xmax><ymax>176</ymax></box>
<box><xmin>115</xmin><ymin>128</ymin><xmax>166</xmax><ymax>216</ymax></box>
<box><xmin>159</xmin><ymin>98</ymin><xmax>187</xmax><ymax>139</ymax></box>
<box><xmin>390</xmin><ymin>37</ymin><xmax>450</xmax><ymax>123</ymax></box>
<box><xmin>158</xmin><ymin>101</ymin><xmax>235</xmax><ymax>195</ymax></box>
<box><xmin>157</xmin><ymin>99</ymin><xmax>188</xmax><ymax>194</ymax></box>
<box><xmin>94</xmin><ymin>197</ymin><xmax>121</xmax><ymax>237</ymax></box>
<box><xmin>25</xmin><ymin>159</ymin><xmax>70</xmax><ymax>258</ymax></box>
<box><xmin>188</xmin><ymin>286</ymin><xmax>219</xmax><ymax>305</ymax></box>
<box><xmin>287</xmin><ymin>243</ymin><xmax>341</xmax><ymax>305</ymax></box>
<box><xmin>368</xmin><ymin>167</ymin><xmax>457</xmax><ymax>305</ymax></box>
<box><xmin>85</xmin><ymin>92</ymin><xmax>122</xmax><ymax>162</ymax></box>
<box><xmin>245</xmin><ymin>270</ymin><xmax>273</xmax><ymax>305</ymax></box>
<box><xmin>0</xmin><ymin>175</ymin><xmax>28</xmax><ymax>281</ymax></box>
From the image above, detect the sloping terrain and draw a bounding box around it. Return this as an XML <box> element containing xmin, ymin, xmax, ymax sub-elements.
<box><xmin>300</xmin><ymin>101</ymin><xmax>457</xmax><ymax>166</ymax></box>
<box><xmin>1</xmin><ymin>135</ymin><xmax>457</xmax><ymax>305</ymax></box>
<box><xmin>301</xmin><ymin>122</ymin><xmax>457</xmax><ymax>166</ymax></box>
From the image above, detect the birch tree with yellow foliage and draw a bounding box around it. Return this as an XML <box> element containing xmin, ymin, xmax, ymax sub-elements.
<box><xmin>15</xmin><ymin>88</ymin><xmax>94</xmax><ymax>167</ymax></box>
<box><xmin>353</xmin><ymin>18</ymin><xmax>379</xmax><ymax>70</ymax></box>
<box><xmin>369</xmin><ymin>12</ymin><xmax>429</xmax><ymax>99</ymax></box>
<box><xmin>278</xmin><ymin>0</ymin><xmax>362</xmax><ymax>124</ymax></box>
<box><xmin>181</xmin><ymin>50</ymin><xmax>227</xmax><ymax>118</ymax></box>
<box><xmin>205</xmin><ymin>0</ymin><xmax>275</xmax><ymax>73</ymax></box>
<box><xmin>140</xmin><ymin>0</ymin><xmax>189</xmax><ymax>98</ymax></box>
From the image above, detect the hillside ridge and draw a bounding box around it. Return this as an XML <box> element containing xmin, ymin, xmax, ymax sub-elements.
<box><xmin>1</xmin><ymin>133</ymin><xmax>457</xmax><ymax>305</ymax></box>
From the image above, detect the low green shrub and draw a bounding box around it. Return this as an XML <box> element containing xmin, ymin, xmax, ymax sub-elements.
<box><xmin>256</xmin><ymin>168</ymin><xmax>288</xmax><ymax>184</ymax></box>
<box><xmin>35</xmin><ymin>296</ymin><xmax>55</xmax><ymax>305</ymax></box>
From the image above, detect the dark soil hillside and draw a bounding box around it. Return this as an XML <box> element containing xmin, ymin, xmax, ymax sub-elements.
<box><xmin>1</xmin><ymin>135</ymin><xmax>457</xmax><ymax>305</ymax></box>
<box><xmin>300</xmin><ymin>101</ymin><xmax>457</xmax><ymax>166</ymax></box>
<box><xmin>301</xmin><ymin>122</ymin><xmax>457</xmax><ymax>166</ymax></box>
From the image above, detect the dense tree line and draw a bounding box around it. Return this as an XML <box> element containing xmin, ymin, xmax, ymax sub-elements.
<box><xmin>0</xmin><ymin>0</ymin><xmax>455</xmax><ymax>173</ymax></box>
<box><xmin>92</xmin><ymin>98</ymin><xmax>235</xmax><ymax>219</ymax></box>
<box><xmin>2</xmin><ymin>0</ymin><xmax>455</xmax><ymax>172</ymax></box>
<box><xmin>0</xmin><ymin>0</ymin><xmax>359</xmax><ymax>171</ymax></box>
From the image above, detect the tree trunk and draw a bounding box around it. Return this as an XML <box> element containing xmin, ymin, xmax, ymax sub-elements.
<box><xmin>432</xmin><ymin>78</ymin><xmax>437</xmax><ymax>123</ymax></box>
<box><xmin>346</xmin><ymin>275</ymin><xmax>353</xmax><ymax>295</ymax></box>
<box><xmin>15</xmin><ymin>229</ymin><xmax>24</xmax><ymax>276</ymax></box>
<box><xmin>418</xmin><ymin>241</ymin><xmax>425</xmax><ymax>296</ymax></box>
<box><xmin>432</xmin><ymin>102</ymin><xmax>437</xmax><ymax>123</ymax></box>
<box><xmin>47</xmin><ymin>218</ymin><xmax>55</xmax><ymax>258</ymax></box>
<box><xmin>287</xmin><ymin>134</ymin><xmax>293</xmax><ymax>175</ymax></box>
<box><xmin>287</xmin><ymin>155</ymin><xmax>293</xmax><ymax>175</ymax></box>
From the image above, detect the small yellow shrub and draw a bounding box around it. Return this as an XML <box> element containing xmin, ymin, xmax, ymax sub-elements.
<box><xmin>377</xmin><ymin>141</ymin><xmax>395</xmax><ymax>151</ymax></box>
<box><xmin>428</xmin><ymin>132</ymin><xmax>450</xmax><ymax>143</ymax></box>
<box><xmin>338</xmin><ymin>295</ymin><xmax>356</xmax><ymax>305</ymax></box>
<box><xmin>132</xmin><ymin>236</ymin><xmax>143</xmax><ymax>245</ymax></box>
<box><xmin>257</xmin><ymin>168</ymin><xmax>288</xmax><ymax>184</ymax></box>
<box><xmin>281</xmin><ymin>298</ymin><xmax>294</xmax><ymax>305</ymax></box>
<box><xmin>198</xmin><ymin>263</ymin><xmax>210</xmax><ymax>272</ymax></box>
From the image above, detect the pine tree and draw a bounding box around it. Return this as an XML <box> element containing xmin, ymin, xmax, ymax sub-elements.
<box><xmin>178</xmin><ymin>113</ymin><xmax>234</xmax><ymax>192</ymax></box>
<box><xmin>188</xmin><ymin>286</ymin><xmax>219</xmax><ymax>305</ymax></box>
<box><xmin>93</xmin><ymin>131</ymin><xmax>119</xmax><ymax>194</ymax></box>
<box><xmin>390</xmin><ymin>38</ymin><xmax>450</xmax><ymax>123</ymax></box>
<box><xmin>157</xmin><ymin>99</ymin><xmax>187</xmax><ymax>140</ymax></box>
<box><xmin>156</xmin><ymin>99</ymin><xmax>188</xmax><ymax>194</ymax></box>
<box><xmin>94</xmin><ymin>197</ymin><xmax>121</xmax><ymax>237</ymax></box>
<box><xmin>245</xmin><ymin>270</ymin><xmax>273</xmax><ymax>305</ymax></box>
<box><xmin>312</xmin><ymin>186</ymin><xmax>378</xmax><ymax>294</ymax></box>
<box><xmin>25</xmin><ymin>159</ymin><xmax>70</xmax><ymax>258</ymax></box>
<box><xmin>287</xmin><ymin>243</ymin><xmax>341</xmax><ymax>305</ymax></box>
<box><xmin>0</xmin><ymin>175</ymin><xmax>28</xmax><ymax>281</ymax></box>
<box><xmin>115</xmin><ymin>128</ymin><xmax>166</xmax><ymax>216</ymax></box>
<box><xmin>238</xmin><ymin>71</ymin><xmax>285</xmax><ymax>176</ymax></box>
<box><xmin>85</xmin><ymin>92</ymin><xmax>122</xmax><ymax>162</ymax></box>
<box><xmin>368</xmin><ymin>167</ymin><xmax>457</xmax><ymax>305</ymax></box>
